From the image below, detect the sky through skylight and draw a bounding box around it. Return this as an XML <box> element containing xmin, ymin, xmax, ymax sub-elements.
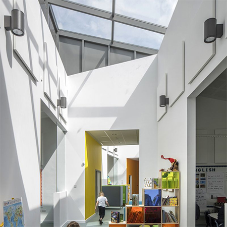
<box><xmin>52</xmin><ymin>0</ymin><xmax>178</xmax><ymax>49</ymax></box>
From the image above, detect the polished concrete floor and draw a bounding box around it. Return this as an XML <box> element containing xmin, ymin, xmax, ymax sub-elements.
<box><xmin>41</xmin><ymin>208</ymin><xmax>123</xmax><ymax>227</ymax></box>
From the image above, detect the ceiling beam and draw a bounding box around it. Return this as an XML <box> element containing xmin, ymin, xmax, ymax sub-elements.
<box><xmin>47</xmin><ymin>0</ymin><xmax>166</xmax><ymax>34</ymax></box>
<box><xmin>111</xmin><ymin>0</ymin><xmax>115</xmax><ymax>45</ymax></box>
<box><xmin>58</xmin><ymin>29</ymin><xmax>158</xmax><ymax>55</ymax></box>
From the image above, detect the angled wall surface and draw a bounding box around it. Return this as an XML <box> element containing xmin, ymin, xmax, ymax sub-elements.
<box><xmin>85</xmin><ymin>132</ymin><xmax>102</xmax><ymax>220</ymax></box>
<box><xmin>157</xmin><ymin>0</ymin><xmax>227</xmax><ymax>226</ymax></box>
<box><xmin>66</xmin><ymin>55</ymin><xmax>158</xmax><ymax>220</ymax></box>
<box><xmin>0</xmin><ymin>0</ymin><xmax>67</xmax><ymax>225</ymax></box>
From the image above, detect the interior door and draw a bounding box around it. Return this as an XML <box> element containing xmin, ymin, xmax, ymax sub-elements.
<box><xmin>96</xmin><ymin>170</ymin><xmax>102</xmax><ymax>203</ymax></box>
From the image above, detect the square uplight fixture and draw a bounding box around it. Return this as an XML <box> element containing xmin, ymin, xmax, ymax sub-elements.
<box><xmin>4</xmin><ymin>9</ymin><xmax>25</xmax><ymax>36</ymax></box>
<box><xmin>57</xmin><ymin>97</ymin><xmax>67</xmax><ymax>108</ymax></box>
<box><xmin>160</xmin><ymin>95</ymin><xmax>169</xmax><ymax>107</ymax></box>
<box><xmin>204</xmin><ymin>18</ymin><xmax>223</xmax><ymax>43</ymax></box>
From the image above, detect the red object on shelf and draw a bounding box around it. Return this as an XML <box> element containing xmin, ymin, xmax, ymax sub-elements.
<box><xmin>217</xmin><ymin>197</ymin><xmax>226</xmax><ymax>203</ymax></box>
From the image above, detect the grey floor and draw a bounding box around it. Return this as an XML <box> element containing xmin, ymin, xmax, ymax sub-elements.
<box><xmin>41</xmin><ymin>208</ymin><xmax>123</xmax><ymax>227</ymax></box>
<box><xmin>41</xmin><ymin>210</ymin><xmax>210</xmax><ymax>227</ymax></box>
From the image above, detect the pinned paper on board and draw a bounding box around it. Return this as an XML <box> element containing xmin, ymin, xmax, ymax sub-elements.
<box><xmin>3</xmin><ymin>198</ymin><xmax>24</xmax><ymax>227</ymax></box>
<box><xmin>196</xmin><ymin>188</ymin><xmax>207</xmax><ymax>209</ymax></box>
<box><xmin>207</xmin><ymin>172</ymin><xmax>224</xmax><ymax>194</ymax></box>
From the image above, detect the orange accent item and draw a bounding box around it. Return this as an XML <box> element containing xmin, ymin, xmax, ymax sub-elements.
<box><xmin>40</xmin><ymin>169</ymin><xmax>42</xmax><ymax>206</ymax></box>
<box><xmin>127</xmin><ymin>159</ymin><xmax>139</xmax><ymax>194</ymax></box>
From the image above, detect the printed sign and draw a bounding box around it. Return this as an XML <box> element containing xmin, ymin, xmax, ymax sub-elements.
<box><xmin>207</xmin><ymin>172</ymin><xmax>224</xmax><ymax>194</ymax></box>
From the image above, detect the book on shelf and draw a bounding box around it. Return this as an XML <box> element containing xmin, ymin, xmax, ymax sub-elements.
<box><xmin>162</xmin><ymin>210</ymin><xmax>178</xmax><ymax>223</ymax></box>
<box><xmin>162</xmin><ymin>196</ymin><xmax>178</xmax><ymax>206</ymax></box>
<box><xmin>111</xmin><ymin>211</ymin><xmax>120</xmax><ymax>223</ymax></box>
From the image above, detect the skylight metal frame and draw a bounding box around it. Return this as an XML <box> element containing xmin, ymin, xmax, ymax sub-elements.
<box><xmin>46</xmin><ymin>0</ymin><xmax>167</xmax><ymax>36</ymax></box>
<box><xmin>48</xmin><ymin>3</ymin><xmax>159</xmax><ymax>53</ymax></box>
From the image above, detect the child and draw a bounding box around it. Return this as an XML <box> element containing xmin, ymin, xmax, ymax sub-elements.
<box><xmin>95</xmin><ymin>191</ymin><xmax>109</xmax><ymax>225</ymax></box>
<box><xmin>67</xmin><ymin>221</ymin><xmax>80</xmax><ymax>227</ymax></box>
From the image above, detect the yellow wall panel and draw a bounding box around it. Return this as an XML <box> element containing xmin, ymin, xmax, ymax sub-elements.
<box><xmin>85</xmin><ymin>132</ymin><xmax>102</xmax><ymax>220</ymax></box>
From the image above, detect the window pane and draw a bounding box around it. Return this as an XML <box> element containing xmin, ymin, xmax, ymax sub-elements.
<box><xmin>65</xmin><ymin>0</ymin><xmax>112</xmax><ymax>12</ymax></box>
<box><xmin>52</xmin><ymin>5</ymin><xmax>112</xmax><ymax>39</ymax></box>
<box><xmin>114</xmin><ymin>22</ymin><xmax>164</xmax><ymax>49</ymax></box>
<box><xmin>115</xmin><ymin>0</ymin><xmax>178</xmax><ymax>27</ymax></box>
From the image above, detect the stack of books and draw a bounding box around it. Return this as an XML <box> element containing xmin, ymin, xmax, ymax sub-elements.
<box><xmin>162</xmin><ymin>210</ymin><xmax>178</xmax><ymax>223</ymax></box>
<box><xmin>162</xmin><ymin>196</ymin><xmax>178</xmax><ymax>206</ymax></box>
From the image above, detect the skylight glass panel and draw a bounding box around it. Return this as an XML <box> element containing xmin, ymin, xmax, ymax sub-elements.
<box><xmin>52</xmin><ymin>5</ymin><xmax>112</xmax><ymax>39</ymax></box>
<box><xmin>114</xmin><ymin>22</ymin><xmax>164</xmax><ymax>49</ymax></box>
<box><xmin>65</xmin><ymin>0</ymin><xmax>112</xmax><ymax>12</ymax></box>
<box><xmin>115</xmin><ymin>0</ymin><xmax>178</xmax><ymax>27</ymax></box>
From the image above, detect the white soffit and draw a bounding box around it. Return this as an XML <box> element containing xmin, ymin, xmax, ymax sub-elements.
<box><xmin>87</xmin><ymin>130</ymin><xmax>139</xmax><ymax>146</ymax></box>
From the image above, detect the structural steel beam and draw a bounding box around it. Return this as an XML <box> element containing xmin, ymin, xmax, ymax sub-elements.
<box><xmin>111</xmin><ymin>0</ymin><xmax>115</xmax><ymax>44</ymax></box>
<box><xmin>58</xmin><ymin>29</ymin><xmax>158</xmax><ymax>55</ymax></box>
<box><xmin>47</xmin><ymin>0</ymin><xmax>166</xmax><ymax>34</ymax></box>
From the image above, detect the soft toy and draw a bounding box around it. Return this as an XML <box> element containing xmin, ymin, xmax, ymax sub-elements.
<box><xmin>161</xmin><ymin>155</ymin><xmax>179</xmax><ymax>171</ymax></box>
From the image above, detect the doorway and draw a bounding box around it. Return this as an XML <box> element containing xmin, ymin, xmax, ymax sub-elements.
<box><xmin>195</xmin><ymin>69</ymin><xmax>227</xmax><ymax>226</ymax></box>
<box><xmin>95</xmin><ymin>170</ymin><xmax>102</xmax><ymax>203</ymax></box>
<box><xmin>40</xmin><ymin>102</ymin><xmax>66</xmax><ymax>226</ymax></box>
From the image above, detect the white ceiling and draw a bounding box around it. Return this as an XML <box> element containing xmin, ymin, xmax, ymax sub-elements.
<box><xmin>87</xmin><ymin>130</ymin><xmax>139</xmax><ymax>146</ymax></box>
<box><xmin>199</xmin><ymin>69</ymin><xmax>227</xmax><ymax>101</ymax></box>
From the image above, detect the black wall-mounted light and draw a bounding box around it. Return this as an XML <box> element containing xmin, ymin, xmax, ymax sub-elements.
<box><xmin>160</xmin><ymin>95</ymin><xmax>169</xmax><ymax>107</ymax></box>
<box><xmin>57</xmin><ymin>97</ymin><xmax>67</xmax><ymax>108</ymax></box>
<box><xmin>204</xmin><ymin>18</ymin><xmax>223</xmax><ymax>43</ymax></box>
<box><xmin>4</xmin><ymin>9</ymin><xmax>24</xmax><ymax>36</ymax></box>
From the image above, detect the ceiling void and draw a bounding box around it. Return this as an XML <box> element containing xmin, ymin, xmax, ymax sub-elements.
<box><xmin>87</xmin><ymin>129</ymin><xmax>139</xmax><ymax>146</ymax></box>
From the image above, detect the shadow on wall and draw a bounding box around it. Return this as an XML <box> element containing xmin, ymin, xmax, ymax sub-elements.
<box><xmin>68</xmin><ymin>57</ymin><xmax>157</xmax><ymax>129</ymax></box>
<box><xmin>0</xmin><ymin>53</ymin><xmax>40</xmax><ymax>225</ymax></box>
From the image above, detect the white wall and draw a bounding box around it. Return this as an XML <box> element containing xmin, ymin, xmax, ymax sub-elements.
<box><xmin>102</xmin><ymin>145</ymin><xmax>139</xmax><ymax>186</ymax></box>
<box><xmin>157</xmin><ymin>0</ymin><xmax>227</xmax><ymax>226</ymax></box>
<box><xmin>66</xmin><ymin>55</ymin><xmax>158</xmax><ymax>220</ymax></box>
<box><xmin>115</xmin><ymin>145</ymin><xmax>139</xmax><ymax>185</ymax></box>
<box><xmin>0</xmin><ymin>0</ymin><xmax>67</xmax><ymax>225</ymax></box>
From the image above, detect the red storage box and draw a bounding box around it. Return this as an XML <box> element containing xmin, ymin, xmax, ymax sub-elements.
<box><xmin>217</xmin><ymin>197</ymin><xmax>226</xmax><ymax>203</ymax></box>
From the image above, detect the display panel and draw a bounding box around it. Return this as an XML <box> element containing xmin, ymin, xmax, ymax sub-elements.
<box><xmin>161</xmin><ymin>172</ymin><xmax>179</xmax><ymax>189</ymax></box>
<box><xmin>127</xmin><ymin>206</ymin><xmax>144</xmax><ymax>223</ymax></box>
<box><xmin>144</xmin><ymin>189</ymin><xmax>161</xmax><ymax>206</ymax></box>
<box><xmin>145</xmin><ymin>207</ymin><xmax>161</xmax><ymax>223</ymax></box>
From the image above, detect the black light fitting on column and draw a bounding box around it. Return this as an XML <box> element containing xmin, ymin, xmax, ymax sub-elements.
<box><xmin>204</xmin><ymin>18</ymin><xmax>223</xmax><ymax>43</ymax></box>
<box><xmin>160</xmin><ymin>95</ymin><xmax>169</xmax><ymax>107</ymax></box>
<box><xmin>57</xmin><ymin>97</ymin><xmax>67</xmax><ymax>108</ymax></box>
<box><xmin>4</xmin><ymin>9</ymin><xmax>25</xmax><ymax>36</ymax></box>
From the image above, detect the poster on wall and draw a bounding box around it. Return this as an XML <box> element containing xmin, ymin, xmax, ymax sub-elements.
<box><xmin>200</xmin><ymin>173</ymin><xmax>206</xmax><ymax>188</ymax></box>
<box><xmin>207</xmin><ymin>172</ymin><xmax>224</xmax><ymax>194</ymax></box>
<box><xmin>3</xmin><ymin>198</ymin><xmax>24</xmax><ymax>227</ymax></box>
<box><xmin>195</xmin><ymin>173</ymin><xmax>206</xmax><ymax>188</ymax></box>
<box><xmin>196</xmin><ymin>188</ymin><xmax>207</xmax><ymax>208</ymax></box>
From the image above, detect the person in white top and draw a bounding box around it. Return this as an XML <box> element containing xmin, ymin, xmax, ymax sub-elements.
<box><xmin>95</xmin><ymin>192</ymin><xmax>109</xmax><ymax>225</ymax></box>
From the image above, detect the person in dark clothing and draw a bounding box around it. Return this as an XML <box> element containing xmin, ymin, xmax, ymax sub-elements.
<box><xmin>217</xmin><ymin>204</ymin><xmax>224</xmax><ymax>225</ymax></box>
<box><xmin>95</xmin><ymin>192</ymin><xmax>109</xmax><ymax>225</ymax></box>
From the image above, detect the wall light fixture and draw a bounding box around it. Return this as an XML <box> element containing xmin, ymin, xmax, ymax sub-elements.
<box><xmin>160</xmin><ymin>95</ymin><xmax>169</xmax><ymax>107</ymax></box>
<box><xmin>57</xmin><ymin>97</ymin><xmax>67</xmax><ymax>108</ymax></box>
<box><xmin>4</xmin><ymin>9</ymin><xmax>24</xmax><ymax>36</ymax></box>
<box><xmin>204</xmin><ymin>18</ymin><xmax>223</xmax><ymax>43</ymax></box>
